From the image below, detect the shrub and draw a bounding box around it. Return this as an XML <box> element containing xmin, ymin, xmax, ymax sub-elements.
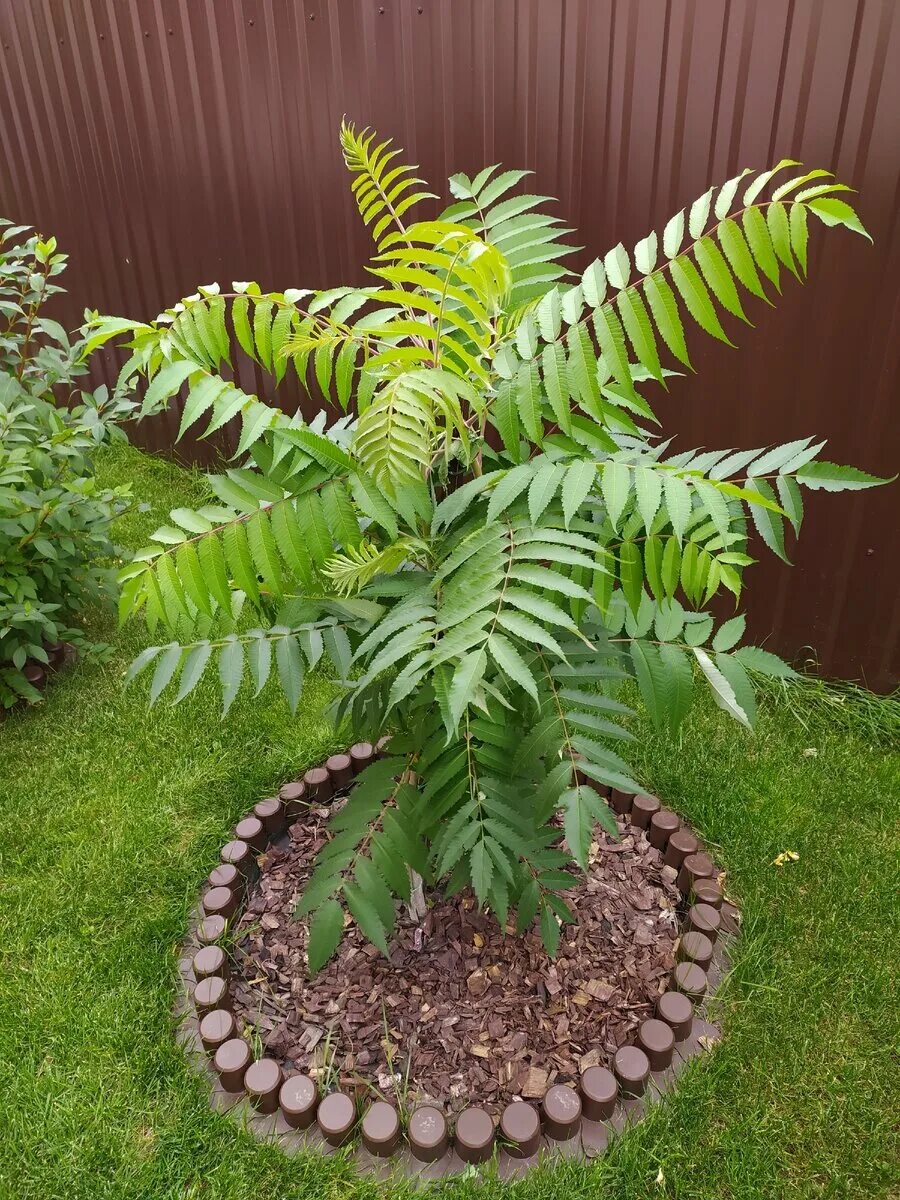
<box><xmin>92</xmin><ymin>129</ymin><xmax>888</xmax><ymax>970</ymax></box>
<box><xmin>0</xmin><ymin>221</ymin><xmax>136</xmax><ymax>708</ymax></box>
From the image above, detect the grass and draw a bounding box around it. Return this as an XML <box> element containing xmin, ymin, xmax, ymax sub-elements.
<box><xmin>0</xmin><ymin>441</ymin><xmax>897</xmax><ymax>1200</ymax></box>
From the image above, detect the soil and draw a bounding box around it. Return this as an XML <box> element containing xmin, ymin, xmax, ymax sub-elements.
<box><xmin>230</xmin><ymin>804</ymin><xmax>683</xmax><ymax>1116</ymax></box>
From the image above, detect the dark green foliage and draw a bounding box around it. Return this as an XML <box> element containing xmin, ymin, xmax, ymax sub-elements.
<box><xmin>0</xmin><ymin>222</ymin><xmax>138</xmax><ymax>708</ymax></box>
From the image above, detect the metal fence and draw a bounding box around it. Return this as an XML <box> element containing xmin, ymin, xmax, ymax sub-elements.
<box><xmin>1</xmin><ymin>0</ymin><xmax>897</xmax><ymax>688</ymax></box>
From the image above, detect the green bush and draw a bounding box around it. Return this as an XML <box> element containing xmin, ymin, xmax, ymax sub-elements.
<box><xmin>92</xmin><ymin>129</ymin><xmax>889</xmax><ymax>970</ymax></box>
<box><xmin>0</xmin><ymin>221</ymin><xmax>137</xmax><ymax>708</ymax></box>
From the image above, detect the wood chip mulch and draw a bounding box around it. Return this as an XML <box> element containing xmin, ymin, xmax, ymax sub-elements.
<box><xmin>230</xmin><ymin>805</ymin><xmax>683</xmax><ymax>1115</ymax></box>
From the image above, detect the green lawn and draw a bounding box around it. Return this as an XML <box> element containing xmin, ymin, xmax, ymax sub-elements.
<box><xmin>1</xmin><ymin>442</ymin><xmax>897</xmax><ymax>1200</ymax></box>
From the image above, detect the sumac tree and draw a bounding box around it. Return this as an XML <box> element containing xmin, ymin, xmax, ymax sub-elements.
<box><xmin>91</xmin><ymin>126</ymin><xmax>888</xmax><ymax>971</ymax></box>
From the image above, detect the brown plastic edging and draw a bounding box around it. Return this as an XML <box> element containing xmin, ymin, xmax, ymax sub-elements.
<box><xmin>175</xmin><ymin>746</ymin><xmax>738</xmax><ymax>1178</ymax></box>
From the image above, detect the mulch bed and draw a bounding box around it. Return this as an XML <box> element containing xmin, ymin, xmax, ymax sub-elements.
<box><xmin>231</xmin><ymin>805</ymin><xmax>683</xmax><ymax>1116</ymax></box>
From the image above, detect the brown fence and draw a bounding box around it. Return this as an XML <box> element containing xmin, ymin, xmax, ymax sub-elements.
<box><xmin>1</xmin><ymin>0</ymin><xmax>897</xmax><ymax>689</ymax></box>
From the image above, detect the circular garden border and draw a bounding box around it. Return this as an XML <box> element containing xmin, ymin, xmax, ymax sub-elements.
<box><xmin>175</xmin><ymin>742</ymin><xmax>739</xmax><ymax>1179</ymax></box>
<box><xmin>0</xmin><ymin>640</ymin><xmax>77</xmax><ymax>719</ymax></box>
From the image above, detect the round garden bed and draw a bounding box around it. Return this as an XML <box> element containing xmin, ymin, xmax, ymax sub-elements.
<box><xmin>176</xmin><ymin>743</ymin><xmax>738</xmax><ymax>1177</ymax></box>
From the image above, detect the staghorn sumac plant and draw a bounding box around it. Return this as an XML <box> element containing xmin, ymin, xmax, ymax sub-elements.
<box><xmin>90</xmin><ymin>126</ymin><xmax>888</xmax><ymax>971</ymax></box>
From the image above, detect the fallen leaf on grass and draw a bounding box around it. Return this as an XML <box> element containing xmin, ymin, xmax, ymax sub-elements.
<box><xmin>772</xmin><ymin>850</ymin><xmax>800</xmax><ymax>867</ymax></box>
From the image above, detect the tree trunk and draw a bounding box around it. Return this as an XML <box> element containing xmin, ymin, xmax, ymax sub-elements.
<box><xmin>407</xmin><ymin>869</ymin><xmax>427</xmax><ymax>922</ymax></box>
<box><xmin>400</xmin><ymin>765</ymin><xmax>427</xmax><ymax>922</ymax></box>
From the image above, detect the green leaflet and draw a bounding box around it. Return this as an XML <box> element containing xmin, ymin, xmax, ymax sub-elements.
<box><xmin>618</xmin><ymin>542</ymin><xmax>643</xmax><ymax>615</ymax></box>
<box><xmin>175</xmin><ymin>642</ymin><xmax>213</xmax><ymax>703</ymax></box>
<box><xmin>662</xmin><ymin>474</ymin><xmax>692</xmax><ymax>543</ymax></box>
<box><xmin>321</xmin><ymin>480</ymin><xmax>362</xmax><ymax>550</ymax></box>
<box><xmin>712</xmin><ymin>613</ymin><xmax>746</xmax><ymax>653</ymax></box>
<box><xmin>149</xmin><ymin>643</ymin><xmax>181</xmax><ymax>703</ymax></box>
<box><xmin>733</xmin><ymin>645</ymin><xmax>799</xmax><ymax>679</ymax></box>
<box><xmin>515</xmin><ymin>313</ymin><xmax>538</xmax><ymax>360</ymax></box>
<box><xmin>689</xmin><ymin>186</ymin><xmax>714</xmax><ymax>239</ymax></box>
<box><xmin>561</xmin><ymin>459</ymin><xmax>595</xmax><ymax>527</ymax></box>
<box><xmin>537</xmin><ymin>286</ymin><xmax>562</xmax><ymax>340</ymax></box>
<box><xmin>470</xmin><ymin>841</ymin><xmax>493</xmax><ymax>905</ymax></box>
<box><xmin>509</xmin><ymin>563</ymin><xmax>593</xmax><ymax>604</ymax></box>
<box><xmin>644</xmin><ymin>535</ymin><xmax>663</xmax><ymax>599</ymax></box>
<box><xmin>448</xmin><ymin>647</ymin><xmax>487</xmax><ymax>727</ymax></box>
<box><xmin>199</xmin><ymin>535</ymin><xmax>234</xmax><ymax>610</ymax></box>
<box><xmin>539</xmin><ymin>904</ymin><xmax>561</xmax><ymax>958</ymax></box>
<box><xmin>777</xmin><ymin>474</ymin><xmax>804</xmax><ymax>535</ymax></box>
<box><xmin>714</xmin><ymin>169</ymin><xmax>752</xmax><ymax>220</ymax></box>
<box><xmin>270</xmin><ymin>501</ymin><xmax>314</xmax><ymax>589</ymax></box>
<box><xmin>654</xmin><ymin>597</ymin><xmax>684</xmax><ymax>642</ymax></box>
<box><xmin>601</xmin><ymin>460</ymin><xmax>632</xmax><ymax>531</ymax></box>
<box><xmin>767</xmin><ymin>202</ymin><xmax>797</xmax><ymax>276</ymax></box>
<box><xmin>604</xmin><ymin>242</ymin><xmax>630</xmax><ymax>290</ymax></box>
<box><xmin>177</xmin><ymin>375</ymin><xmax>229</xmax><ymax>440</ymax></box>
<box><xmin>142</xmin><ymin>360</ymin><xmax>197</xmax><ymax>415</ymax></box>
<box><xmin>495</xmin><ymin>610</ymin><xmax>567</xmax><ymax>659</ymax></box>
<box><xmin>175</xmin><ymin>541</ymin><xmax>212</xmax><ymax>615</ymax></box>
<box><xmin>694</xmin><ymin>480</ymin><xmax>731</xmax><ymax>540</ymax></box>
<box><xmin>504</xmin><ymin>587</ymin><xmax>578</xmax><ymax>633</ymax></box>
<box><xmin>795</xmin><ymin>461</ymin><xmax>890</xmax><ymax>491</ymax></box>
<box><xmin>223</xmin><ymin>522</ymin><xmax>260</xmax><ymax>604</ymax></box>
<box><xmin>296</xmin><ymin>491</ymin><xmax>333</xmax><ymax>563</ymax></box>
<box><xmin>694</xmin><ymin>236</ymin><xmax>749</xmax><ymax>322</ymax></box>
<box><xmin>593</xmin><ymin>305</ymin><xmax>635</xmax><ymax>399</ymax></box>
<box><xmin>253</xmin><ymin>299</ymin><xmax>275</xmax><ymax>369</ymax></box>
<box><xmin>643</xmin><ymin>274</ymin><xmax>691</xmax><ymax>366</ymax></box>
<box><xmin>715</xmin><ymin>651</ymin><xmax>757</xmax><ymax>728</ymax></box>
<box><xmin>561</xmin><ymin>786</ymin><xmax>614</xmax><ymax>870</ymax></box>
<box><xmin>693</xmin><ymin>646</ymin><xmax>751</xmax><ymax>728</ymax></box>
<box><xmin>633</xmin><ymin>230</ymin><xmax>658</xmax><ymax>274</ymax></box>
<box><xmin>771</xmin><ymin>169</ymin><xmax>833</xmax><ymax>201</ymax></box>
<box><xmin>566</xmin><ymin>323</ymin><xmax>601</xmax><ymax>411</ymax></box>
<box><xmin>352</xmin><ymin>471</ymin><xmax>399</xmax><ymax>539</ymax></box>
<box><xmin>354</xmin><ymin>856</ymin><xmax>396</xmax><ymax>931</ymax></box>
<box><xmin>718</xmin><ymin>219</ymin><xmax>769</xmax><ymax>301</ymax></box>
<box><xmin>275</xmin><ymin>635</ymin><xmax>304</xmax><ymax>712</ymax></box>
<box><xmin>742</xmin><ymin>208</ymin><xmax>781</xmax><ymax>289</ymax></box>
<box><xmin>746</xmin><ymin>476</ymin><xmax>789</xmax><ymax>562</ymax></box>
<box><xmin>283</xmin><ymin>426</ymin><xmax>353</xmax><ymax>472</ymax></box>
<box><xmin>663</xmin><ymin>208</ymin><xmax>685</xmax><ymax>258</ymax></box>
<box><xmin>492</xmin><ymin>378</ymin><xmax>521</xmax><ymax>459</ymax></box>
<box><xmin>486</xmin><ymin>463</ymin><xmax>534</xmax><ymax>521</ymax></box>
<box><xmin>527</xmin><ymin>461</ymin><xmax>564</xmax><ymax>523</ymax></box>
<box><xmin>806</xmin><ymin>197</ymin><xmax>871</xmax><ymax>241</ymax></box>
<box><xmin>565</xmin><ymin>709</ymin><xmax>633</xmax><ymax>742</ymax></box>
<box><xmin>617</xmin><ymin>288</ymin><xmax>663</xmax><ymax>384</ymax></box>
<box><xmin>488</xmin><ymin>632</ymin><xmax>539</xmax><ymax>702</ymax></box>
<box><xmin>658</xmin><ymin>642</ymin><xmax>692</xmax><ymax>733</ymax></box>
<box><xmin>662</xmin><ymin>536</ymin><xmax>682</xmax><ymax>596</ymax></box>
<box><xmin>743</xmin><ymin>159</ymin><xmax>800</xmax><ymax>207</ymax></box>
<box><xmin>307</xmin><ymin>899</ymin><xmax>345</xmax><ymax>974</ymax></box>
<box><xmin>581</xmin><ymin>259</ymin><xmax>607</xmax><ymax>307</ymax></box>
<box><xmin>515</xmin><ymin>359</ymin><xmax>544</xmax><ymax>443</ymax></box>
<box><xmin>247</xmin><ymin>509</ymin><xmax>283</xmax><ymax>599</ymax></box>
<box><xmin>218</xmin><ymin>637</ymin><xmax>244</xmax><ymax>715</ymax></box>
<box><xmin>670</xmin><ymin>257</ymin><xmax>734</xmax><ymax>346</ymax></box>
<box><xmin>542</xmin><ymin>341</ymin><xmax>572</xmax><ymax>433</ymax></box>
<box><xmin>247</xmin><ymin>635</ymin><xmax>272</xmax><ymax>696</ymax></box>
<box><xmin>344</xmin><ymin>882</ymin><xmax>391</xmax><ymax>957</ymax></box>
<box><xmin>789</xmin><ymin>203</ymin><xmax>809</xmax><ymax>273</ymax></box>
<box><xmin>634</xmin><ymin>466</ymin><xmax>663</xmax><ymax>530</ymax></box>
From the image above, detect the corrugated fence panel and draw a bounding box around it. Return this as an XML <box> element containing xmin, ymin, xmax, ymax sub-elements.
<box><xmin>0</xmin><ymin>0</ymin><xmax>897</xmax><ymax>688</ymax></box>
